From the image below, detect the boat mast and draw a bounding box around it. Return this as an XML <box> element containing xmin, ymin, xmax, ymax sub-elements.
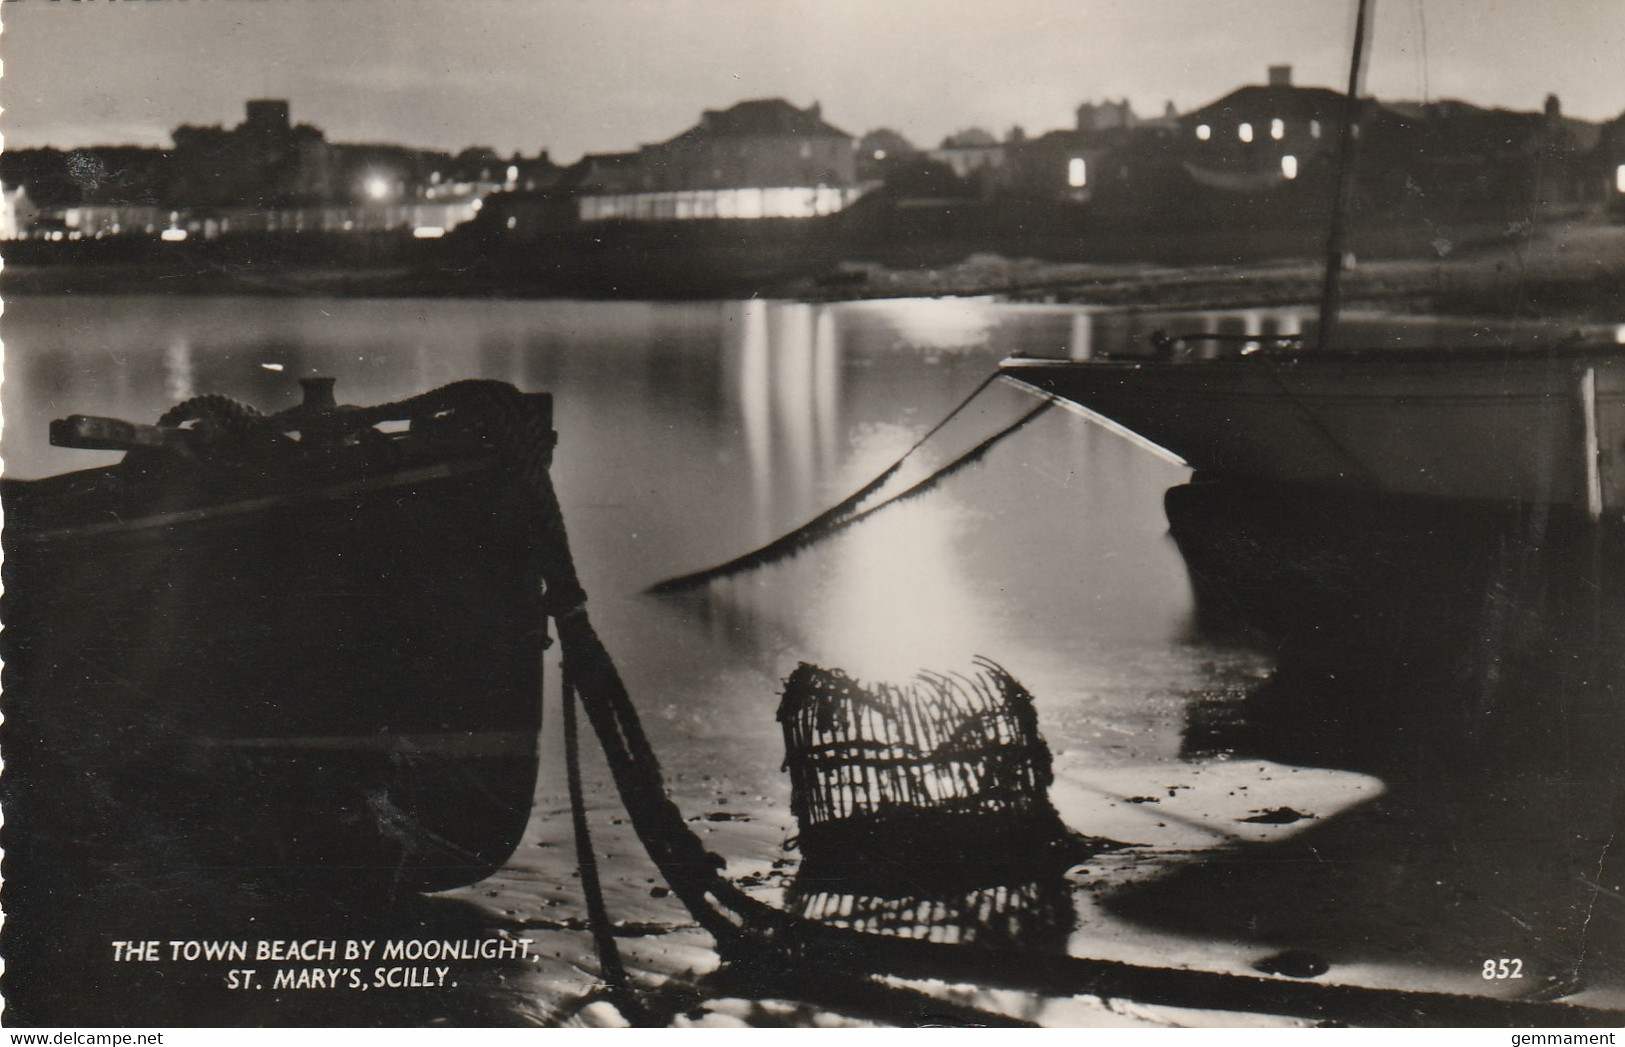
<box><xmin>1317</xmin><ymin>0</ymin><xmax>1375</xmax><ymax>351</ymax></box>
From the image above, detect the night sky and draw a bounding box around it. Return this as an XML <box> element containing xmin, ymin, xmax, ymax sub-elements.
<box><xmin>4</xmin><ymin>0</ymin><xmax>1622</xmax><ymax>159</ymax></box>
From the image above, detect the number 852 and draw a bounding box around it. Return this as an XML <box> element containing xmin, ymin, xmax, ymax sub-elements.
<box><xmin>1482</xmin><ymin>958</ymin><xmax>1524</xmax><ymax>980</ymax></box>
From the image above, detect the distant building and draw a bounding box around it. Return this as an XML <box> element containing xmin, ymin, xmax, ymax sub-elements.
<box><xmin>1007</xmin><ymin>130</ymin><xmax>1114</xmax><ymax>202</ymax></box>
<box><xmin>6</xmin><ymin>100</ymin><xmax>551</xmax><ymax>241</ymax></box>
<box><xmin>1178</xmin><ymin>67</ymin><xmax>1350</xmax><ymax>191</ymax></box>
<box><xmin>170</xmin><ymin>99</ymin><xmax>335</xmax><ymax>207</ymax></box>
<box><xmin>1075</xmin><ymin>100</ymin><xmax>1138</xmax><ymax>133</ymax></box>
<box><xmin>1146</xmin><ymin>100</ymin><xmax>1182</xmax><ymax>131</ymax></box>
<box><xmin>1599</xmin><ymin>110</ymin><xmax>1625</xmax><ymax>209</ymax></box>
<box><xmin>573</xmin><ymin>98</ymin><xmax>862</xmax><ymax>221</ymax></box>
<box><xmin>927</xmin><ymin>128</ymin><xmax>1006</xmax><ymax>181</ymax></box>
<box><xmin>1</xmin><ymin>183</ymin><xmax>42</xmax><ymax>239</ymax></box>
<box><xmin>992</xmin><ymin>99</ymin><xmax>1185</xmax><ymax>205</ymax></box>
<box><xmin>856</xmin><ymin>128</ymin><xmax>917</xmax><ymax>181</ymax></box>
<box><xmin>1363</xmin><ymin>94</ymin><xmax>1602</xmax><ymax>216</ymax></box>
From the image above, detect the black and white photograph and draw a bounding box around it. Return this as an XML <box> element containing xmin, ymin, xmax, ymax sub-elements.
<box><xmin>2</xmin><ymin>0</ymin><xmax>1624</xmax><ymax>1031</ymax></box>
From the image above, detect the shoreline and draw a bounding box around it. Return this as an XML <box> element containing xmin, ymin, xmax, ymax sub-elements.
<box><xmin>781</xmin><ymin>221</ymin><xmax>1625</xmax><ymax>324</ymax></box>
<box><xmin>3</xmin><ymin>220</ymin><xmax>1622</xmax><ymax>324</ymax></box>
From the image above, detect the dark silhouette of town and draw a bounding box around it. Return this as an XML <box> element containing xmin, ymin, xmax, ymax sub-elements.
<box><xmin>4</xmin><ymin>67</ymin><xmax>1624</xmax><ymax>298</ymax></box>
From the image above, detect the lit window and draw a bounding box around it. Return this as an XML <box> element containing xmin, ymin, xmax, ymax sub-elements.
<box><xmin>1617</xmin><ymin>163</ymin><xmax>1625</xmax><ymax>193</ymax></box>
<box><xmin>506</xmin><ymin>165</ymin><xmax>519</xmax><ymax>183</ymax></box>
<box><xmin>1196</xmin><ymin>124</ymin><xmax>1211</xmax><ymax>141</ymax></box>
<box><xmin>1310</xmin><ymin>120</ymin><xmax>1322</xmax><ymax>139</ymax></box>
<box><xmin>1270</xmin><ymin>118</ymin><xmax>1285</xmax><ymax>140</ymax></box>
<box><xmin>1067</xmin><ymin>157</ymin><xmax>1087</xmax><ymax>188</ymax></box>
<box><xmin>1239</xmin><ymin>122</ymin><xmax>1254</xmax><ymax>143</ymax></box>
<box><xmin>364</xmin><ymin>176</ymin><xmax>391</xmax><ymax>201</ymax></box>
<box><xmin>1281</xmin><ymin>155</ymin><xmax>1298</xmax><ymax>180</ymax></box>
<box><xmin>874</xmin><ymin>149</ymin><xmax>887</xmax><ymax>160</ymax></box>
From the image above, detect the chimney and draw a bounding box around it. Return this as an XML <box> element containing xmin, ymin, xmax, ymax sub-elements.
<box><xmin>1268</xmin><ymin>64</ymin><xmax>1293</xmax><ymax>87</ymax></box>
<box><xmin>810</xmin><ymin>101</ymin><xmax>822</xmax><ymax>120</ymax></box>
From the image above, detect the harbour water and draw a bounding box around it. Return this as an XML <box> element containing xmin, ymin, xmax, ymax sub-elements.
<box><xmin>3</xmin><ymin>295</ymin><xmax>1622</xmax><ymax>1026</ymax></box>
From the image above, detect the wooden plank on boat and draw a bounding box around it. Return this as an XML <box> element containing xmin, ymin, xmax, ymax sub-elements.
<box><xmin>50</xmin><ymin>414</ymin><xmax>192</xmax><ymax>452</ymax></box>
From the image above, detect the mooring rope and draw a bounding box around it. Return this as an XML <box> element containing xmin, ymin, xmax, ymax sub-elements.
<box><xmin>647</xmin><ymin>386</ymin><xmax>1052</xmax><ymax>593</ymax></box>
<box><xmin>562</xmin><ymin>662</ymin><xmax>653</xmax><ymax>1025</ymax></box>
<box><xmin>157</xmin><ymin>394</ymin><xmax>265</xmax><ymax>430</ymax></box>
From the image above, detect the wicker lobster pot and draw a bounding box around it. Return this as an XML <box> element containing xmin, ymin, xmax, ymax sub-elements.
<box><xmin>777</xmin><ymin>658</ymin><xmax>1068</xmax><ymax>867</ymax></box>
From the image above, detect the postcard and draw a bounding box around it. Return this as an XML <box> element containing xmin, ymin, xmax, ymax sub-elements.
<box><xmin>3</xmin><ymin>0</ymin><xmax>1623</xmax><ymax>1031</ymax></box>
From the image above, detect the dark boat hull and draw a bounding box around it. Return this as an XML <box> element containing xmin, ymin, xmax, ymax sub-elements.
<box><xmin>1002</xmin><ymin>348</ymin><xmax>1625</xmax><ymax>519</ymax></box>
<box><xmin>2</xmin><ymin>395</ymin><xmax>551</xmax><ymax>892</ymax></box>
<box><xmin>1163</xmin><ymin>475</ymin><xmax>1622</xmax><ymax>649</ymax></box>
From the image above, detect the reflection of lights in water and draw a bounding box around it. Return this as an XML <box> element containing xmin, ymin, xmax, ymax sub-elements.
<box><xmin>866</xmin><ymin>297</ymin><xmax>997</xmax><ymax>352</ymax></box>
<box><xmin>814</xmin><ymin>495</ymin><xmax>995</xmax><ymax>682</ymax></box>
<box><xmin>773</xmin><ymin>303</ymin><xmax>817</xmax><ymax>508</ymax></box>
<box><xmin>260</xmin><ymin>362</ymin><xmax>285</xmax><ymax>372</ymax></box>
<box><xmin>412</xmin><ymin>226</ymin><xmax>445</xmax><ymax>239</ymax></box>
<box><xmin>1069</xmin><ymin>312</ymin><xmax>1093</xmax><ymax>360</ymax></box>
<box><xmin>1616</xmin><ymin>323</ymin><xmax>1625</xmax><ymax>345</ymax></box>
<box><xmin>160</xmin><ymin>228</ymin><xmax>188</xmax><ymax>242</ymax></box>
<box><xmin>164</xmin><ymin>337</ymin><xmax>194</xmax><ymax>404</ymax></box>
<box><xmin>738</xmin><ymin>299</ymin><xmax>773</xmax><ymax>537</ymax></box>
<box><xmin>813</xmin><ymin>307</ymin><xmax>841</xmax><ymax>475</ymax></box>
<box><xmin>736</xmin><ymin>301</ymin><xmax>846</xmax><ymax>539</ymax></box>
<box><xmin>1243</xmin><ymin>309</ymin><xmax>1263</xmax><ymax>353</ymax></box>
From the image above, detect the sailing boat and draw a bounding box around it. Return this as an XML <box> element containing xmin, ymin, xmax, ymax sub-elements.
<box><xmin>999</xmin><ymin>0</ymin><xmax>1625</xmax><ymax>524</ymax></box>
